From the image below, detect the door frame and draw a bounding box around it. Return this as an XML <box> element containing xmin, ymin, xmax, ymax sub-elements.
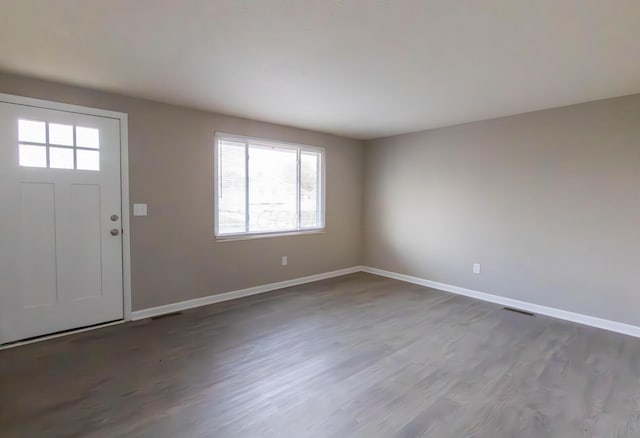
<box><xmin>0</xmin><ymin>92</ymin><xmax>132</xmax><ymax>323</ymax></box>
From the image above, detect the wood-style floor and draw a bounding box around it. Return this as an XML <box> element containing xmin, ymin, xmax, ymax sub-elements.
<box><xmin>2</xmin><ymin>272</ymin><xmax>640</xmax><ymax>437</ymax></box>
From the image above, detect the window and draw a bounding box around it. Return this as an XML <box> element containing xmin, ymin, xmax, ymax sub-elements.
<box><xmin>215</xmin><ymin>133</ymin><xmax>325</xmax><ymax>238</ymax></box>
<box><xmin>18</xmin><ymin>119</ymin><xmax>100</xmax><ymax>171</ymax></box>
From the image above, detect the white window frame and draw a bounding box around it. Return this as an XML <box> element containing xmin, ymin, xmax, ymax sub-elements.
<box><xmin>214</xmin><ymin>132</ymin><xmax>326</xmax><ymax>240</ymax></box>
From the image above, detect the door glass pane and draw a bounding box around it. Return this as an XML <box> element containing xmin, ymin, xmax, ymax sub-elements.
<box><xmin>218</xmin><ymin>140</ymin><xmax>246</xmax><ymax>234</ymax></box>
<box><xmin>300</xmin><ymin>151</ymin><xmax>321</xmax><ymax>228</ymax></box>
<box><xmin>76</xmin><ymin>149</ymin><xmax>100</xmax><ymax>171</ymax></box>
<box><xmin>248</xmin><ymin>145</ymin><xmax>297</xmax><ymax>233</ymax></box>
<box><xmin>49</xmin><ymin>123</ymin><xmax>74</xmax><ymax>146</ymax></box>
<box><xmin>18</xmin><ymin>119</ymin><xmax>46</xmax><ymax>143</ymax></box>
<box><xmin>49</xmin><ymin>147</ymin><xmax>74</xmax><ymax>169</ymax></box>
<box><xmin>76</xmin><ymin>127</ymin><xmax>99</xmax><ymax>149</ymax></box>
<box><xmin>19</xmin><ymin>144</ymin><xmax>47</xmax><ymax>167</ymax></box>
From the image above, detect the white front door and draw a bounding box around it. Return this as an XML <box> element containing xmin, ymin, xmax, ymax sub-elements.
<box><xmin>0</xmin><ymin>101</ymin><xmax>124</xmax><ymax>344</ymax></box>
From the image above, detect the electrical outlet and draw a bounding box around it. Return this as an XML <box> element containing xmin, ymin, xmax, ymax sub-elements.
<box><xmin>473</xmin><ymin>263</ymin><xmax>481</xmax><ymax>274</ymax></box>
<box><xmin>281</xmin><ymin>256</ymin><xmax>288</xmax><ymax>266</ymax></box>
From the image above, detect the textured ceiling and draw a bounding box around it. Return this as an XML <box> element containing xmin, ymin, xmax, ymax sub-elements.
<box><xmin>1</xmin><ymin>0</ymin><xmax>639</xmax><ymax>139</ymax></box>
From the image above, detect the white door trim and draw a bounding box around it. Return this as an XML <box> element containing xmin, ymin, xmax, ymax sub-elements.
<box><xmin>0</xmin><ymin>92</ymin><xmax>132</xmax><ymax>322</ymax></box>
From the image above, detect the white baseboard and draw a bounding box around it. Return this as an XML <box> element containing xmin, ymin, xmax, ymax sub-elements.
<box><xmin>361</xmin><ymin>266</ymin><xmax>640</xmax><ymax>338</ymax></box>
<box><xmin>131</xmin><ymin>266</ymin><xmax>364</xmax><ymax>321</ymax></box>
<box><xmin>9</xmin><ymin>264</ymin><xmax>638</xmax><ymax>346</ymax></box>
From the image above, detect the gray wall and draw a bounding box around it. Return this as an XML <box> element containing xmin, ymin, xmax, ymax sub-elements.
<box><xmin>0</xmin><ymin>72</ymin><xmax>364</xmax><ymax>311</ymax></box>
<box><xmin>364</xmin><ymin>95</ymin><xmax>640</xmax><ymax>326</ymax></box>
<box><xmin>3</xmin><ymin>70</ymin><xmax>639</xmax><ymax>326</ymax></box>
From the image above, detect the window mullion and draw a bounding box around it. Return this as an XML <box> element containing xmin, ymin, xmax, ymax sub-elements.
<box><xmin>296</xmin><ymin>148</ymin><xmax>301</xmax><ymax>230</ymax></box>
<box><xmin>245</xmin><ymin>142</ymin><xmax>249</xmax><ymax>233</ymax></box>
<box><xmin>72</xmin><ymin>124</ymin><xmax>77</xmax><ymax>170</ymax></box>
<box><xmin>316</xmin><ymin>152</ymin><xmax>321</xmax><ymax>227</ymax></box>
<box><xmin>45</xmin><ymin>122</ymin><xmax>50</xmax><ymax>168</ymax></box>
<box><xmin>216</xmin><ymin>139</ymin><xmax>222</xmax><ymax>236</ymax></box>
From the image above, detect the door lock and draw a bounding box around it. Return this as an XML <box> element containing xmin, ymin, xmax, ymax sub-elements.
<box><xmin>110</xmin><ymin>214</ymin><xmax>119</xmax><ymax>221</ymax></box>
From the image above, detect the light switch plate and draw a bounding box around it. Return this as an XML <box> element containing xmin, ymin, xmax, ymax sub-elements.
<box><xmin>133</xmin><ymin>203</ymin><xmax>148</xmax><ymax>216</ymax></box>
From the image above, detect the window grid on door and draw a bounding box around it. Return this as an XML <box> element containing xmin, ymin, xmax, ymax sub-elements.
<box><xmin>18</xmin><ymin>119</ymin><xmax>100</xmax><ymax>171</ymax></box>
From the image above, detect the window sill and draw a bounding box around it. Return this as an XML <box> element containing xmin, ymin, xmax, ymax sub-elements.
<box><xmin>214</xmin><ymin>229</ymin><xmax>325</xmax><ymax>242</ymax></box>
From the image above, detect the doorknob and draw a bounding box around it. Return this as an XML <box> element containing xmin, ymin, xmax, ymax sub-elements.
<box><xmin>110</xmin><ymin>229</ymin><xmax>120</xmax><ymax>236</ymax></box>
